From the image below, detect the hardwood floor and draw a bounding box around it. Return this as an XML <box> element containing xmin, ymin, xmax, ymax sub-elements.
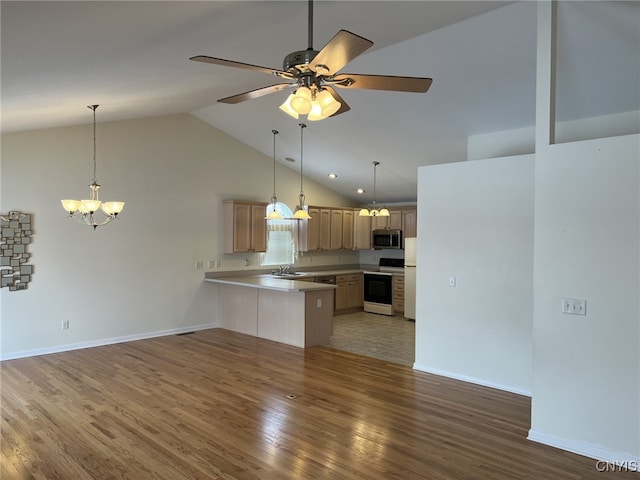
<box><xmin>1</xmin><ymin>329</ymin><xmax>633</xmax><ymax>479</ymax></box>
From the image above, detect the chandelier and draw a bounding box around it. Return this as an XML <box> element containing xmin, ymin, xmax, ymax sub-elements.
<box><xmin>359</xmin><ymin>161</ymin><xmax>390</xmax><ymax>217</ymax></box>
<box><xmin>293</xmin><ymin>123</ymin><xmax>312</xmax><ymax>219</ymax></box>
<box><xmin>266</xmin><ymin>129</ymin><xmax>283</xmax><ymax>220</ymax></box>
<box><xmin>61</xmin><ymin>105</ymin><xmax>125</xmax><ymax>229</ymax></box>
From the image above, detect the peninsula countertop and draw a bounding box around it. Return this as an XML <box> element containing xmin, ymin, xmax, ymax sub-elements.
<box><xmin>204</xmin><ymin>274</ymin><xmax>338</xmax><ymax>292</ymax></box>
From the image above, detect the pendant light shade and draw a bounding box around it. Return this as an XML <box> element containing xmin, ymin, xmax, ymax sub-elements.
<box><xmin>266</xmin><ymin>129</ymin><xmax>283</xmax><ymax>220</ymax></box>
<box><xmin>293</xmin><ymin>123</ymin><xmax>312</xmax><ymax>220</ymax></box>
<box><xmin>359</xmin><ymin>161</ymin><xmax>389</xmax><ymax>217</ymax></box>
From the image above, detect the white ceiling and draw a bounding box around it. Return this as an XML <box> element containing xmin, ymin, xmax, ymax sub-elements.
<box><xmin>2</xmin><ymin>1</ymin><xmax>638</xmax><ymax>203</ymax></box>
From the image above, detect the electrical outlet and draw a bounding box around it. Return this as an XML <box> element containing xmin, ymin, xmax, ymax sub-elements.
<box><xmin>208</xmin><ymin>260</ymin><xmax>215</xmax><ymax>269</ymax></box>
<box><xmin>562</xmin><ymin>298</ymin><xmax>587</xmax><ymax>316</ymax></box>
<box><xmin>61</xmin><ymin>320</ymin><xmax>70</xmax><ymax>330</ymax></box>
<box><xmin>317</xmin><ymin>298</ymin><xmax>322</xmax><ymax>308</ymax></box>
<box><xmin>195</xmin><ymin>260</ymin><xmax>203</xmax><ymax>270</ymax></box>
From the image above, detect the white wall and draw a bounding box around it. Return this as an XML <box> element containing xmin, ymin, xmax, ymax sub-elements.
<box><xmin>414</xmin><ymin>154</ymin><xmax>534</xmax><ymax>395</ymax></box>
<box><xmin>0</xmin><ymin>114</ymin><xmax>354</xmax><ymax>359</ymax></box>
<box><xmin>529</xmin><ymin>134</ymin><xmax>640</xmax><ymax>462</ymax></box>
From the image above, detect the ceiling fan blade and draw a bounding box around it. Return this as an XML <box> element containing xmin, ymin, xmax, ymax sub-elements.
<box><xmin>324</xmin><ymin>86</ymin><xmax>351</xmax><ymax>117</ymax></box>
<box><xmin>309</xmin><ymin>30</ymin><xmax>373</xmax><ymax>76</ymax></box>
<box><xmin>333</xmin><ymin>74</ymin><xmax>433</xmax><ymax>93</ymax></box>
<box><xmin>190</xmin><ymin>55</ymin><xmax>294</xmax><ymax>79</ymax></box>
<box><xmin>218</xmin><ymin>83</ymin><xmax>295</xmax><ymax>104</ymax></box>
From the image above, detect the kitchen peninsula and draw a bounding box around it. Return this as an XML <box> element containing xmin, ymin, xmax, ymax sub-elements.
<box><xmin>204</xmin><ymin>274</ymin><xmax>336</xmax><ymax>348</ymax></box>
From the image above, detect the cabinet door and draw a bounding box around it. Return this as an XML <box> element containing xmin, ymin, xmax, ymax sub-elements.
<box><xmin>342</xmin><ymin>209</ymin><xmax>354</xmax><ymax>250</ymax></box>
<box><xmin>392</xmin><ymin>274</ymin><xmax>405</xmax><ymax>314</ymax></box>
<box><xmin>306</xmin><ymin>207</ymin><xmax>321</xmax><ymax>251</ymax></box>
<box><xmin>232</xmin><ymin>203</ymin><xmax>252</xmax><ymax>252</ymax></box>
<box><xmin>330</xmin><ymin>209</ymin><xmax>343</xmax><ymax>250</ymax></box>
<box><xmin>251</xmin><ymin>203</ymin><xmax>267</xmax><ymax>252</ymax></box>
<box><xmin>335</xmin><ymin>275</ymin><xmax>348</xmax><ymax>310</ymax></box>
<box><xmin>354</xmin><ymin>213</ymin><xmax>371</xmax><ymax>250</ymax></box>
<box><xmin>319</xmin><ymin>209</ymin><xmax>332</xmax><ymax>250</ymax></box>
<box><xmin>372</xmin><ymin>214</ymin><xmax>389</xmax><ymax>230</ymax></box>
<box><xmin>389</xmin><ymin>209</ymin><xmax>402</xmax><ymax>229</ymax></box>
<box><xmin>402</xmin><ymin>208</ymin><xmax>417</xmax><ymax>240</ymax></box>
<box><xmin>347</xmin><ymin>273</ymin><xmax>363</xmax><ymax>308</ymax></box>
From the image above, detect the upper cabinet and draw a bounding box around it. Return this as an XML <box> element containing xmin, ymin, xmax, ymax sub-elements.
<box><xmin>402</xmin><ymin>207</ymin><xmax>417</xmax><ymax>239</ymax></box>
<box><xmin>354</xmin><ymin>212</ymin><xmax>371</xmax><ymax>250</ymax></box>
<box><xmin>342</xmin><ymin>209</ymin><xmax>354</xmax><ymax>250</ymax></box>
<box><xmin>373</xmin><ymin>208</ymin><xmax>402</xmax><ymax>230</ymax></box>
<box><xmin>223</xmin><ymin>201</ymin><xmax>267</xmax><ymax>253</ymax></box>
<box><xmin>295</xmin><ymin>204</ymin><xmax>417</xmax><ymax>252</ymax></box>
<box><xmin>330</xmin><ymin>209</ymin><xmax>343</xmax><ymax>250</ymax></box>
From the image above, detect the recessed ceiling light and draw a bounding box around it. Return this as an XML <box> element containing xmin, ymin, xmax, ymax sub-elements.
<box><xmin>285</xmin><ymin>157</ymin><xmax>296</xmax><ymax>163</ymax></box>
<box><xmin>357</xmin><ymin>188</ymin><xmax>365</xmax><ymax>194</ymax></box>
<box><xmin>328</xmin><ymin>173</ymin><xmax>338</xmax><ymax>179</ymax></box>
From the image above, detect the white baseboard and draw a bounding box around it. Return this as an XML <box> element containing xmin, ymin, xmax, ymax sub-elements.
<box><xmin>412</xmin><ymin>363</ymin><xmax>532</xmax><ymax>397</ymax></box>
<box><xmin>0</xmin><ymin>323</ymin><xmax>217</xmax><ymax>361</ymax></box>
<box><xmin>528</xmin><ymin>429</ymin><xmax>640</xmax><ymax>466</ymax></box>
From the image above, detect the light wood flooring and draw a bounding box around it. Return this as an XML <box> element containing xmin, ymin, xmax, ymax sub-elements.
<box><xmin>1</xmin><ymin>329</ymin><xmax>633</xmax><ymax>479</ymax></box>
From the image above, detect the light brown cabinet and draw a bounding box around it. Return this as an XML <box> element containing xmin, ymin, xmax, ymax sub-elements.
<box><xmin>354</xmin><ymin>212</ymin><xmax>371</xmax><ymax>250</ymax></box>
<box><xmin>402</xmin><ymin>207</ymin><xmax>417</xmax><ymax>244</ymax></box>
<box><xmin>301</xmin><ymin>207</ymin><xmax>321</xmax><ymax>251</ymax></box>
<box><xmin>319</xmin><ymin>208</ymin><xmax>332</xmax><ymax>250</ymax></box>
<box><xmin>335</xmin><ymin>273</ymin><xmax>364</xmax><ymax>312</ymax></box>
<box><xmin>373</xmin><ymin>209</ymin><xmax>402</xmax><ymax>230</ymax></box>
<box><xmin>299</xmin><ymin>207</ymin><xmax>357</xmax><ymax>252</ymax></box>
<box><xmin>342</xmin><ymin>209</ymin><xmax>354</xmax><ymax>250</ymax></box>
<box><xmin>223</xmin><ymin>201</ymin><xmax>267</xmax><ymax>253</ymax></box>
<box><xmin>392</xmin><ymin>274</ymin><xmax>405</xmax><ymax>315</ymax></box>
<box><xmin>299</xmin><ymin>204</ymin><xmax>415</xmax><ymax>252</ymax></box>
<box><xmin>330</xmin><ymin>209</ymin><xmax>343</xmax><ymax>250</ymax></box>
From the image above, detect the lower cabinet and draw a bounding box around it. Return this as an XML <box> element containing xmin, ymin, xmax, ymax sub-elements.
<box><xmin>335</xmin><ymin>273</ymin><xmax>364</xmax><ymax>313</ymax></box>
<box><xmin>392</xmin><ymin>274</ymin><xmax>405</xmax><ymax>315</ymax></box>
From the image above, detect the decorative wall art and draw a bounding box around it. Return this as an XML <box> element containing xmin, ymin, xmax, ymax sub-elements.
<box><xmin>1</xmin><ymin>211</ymin><xmax>33</xmax><ymax>290</ymax></box>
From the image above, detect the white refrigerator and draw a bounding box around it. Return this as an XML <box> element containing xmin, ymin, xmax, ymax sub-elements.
<box><xmin>404</xmin><ymin>237</ymin><xmax>417</xmax><ymax>320</ymax></box>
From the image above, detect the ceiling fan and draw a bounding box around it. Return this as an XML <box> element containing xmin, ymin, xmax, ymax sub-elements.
<box><xmin>190</xmin><ymin>0</ymin><xmax>433</xmax><ymax>120</ymax></box>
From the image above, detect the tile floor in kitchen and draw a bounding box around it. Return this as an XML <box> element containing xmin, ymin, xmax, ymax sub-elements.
<box><xmin>329</xmin><ymin>311</ymin><xmax>415</xmax><ymax>366</ymax></box>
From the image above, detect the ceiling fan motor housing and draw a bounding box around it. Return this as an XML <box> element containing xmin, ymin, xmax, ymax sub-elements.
<box><xmin>283</xmin><ymin>49</ymin><xmax>319</xmax><ymax>74</ymax></box>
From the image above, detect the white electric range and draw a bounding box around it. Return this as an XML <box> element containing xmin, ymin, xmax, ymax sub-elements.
<box><xmin>363</xmin><ymin>258</ymin><xmax>404</xmax><ymax>315</ymax></box>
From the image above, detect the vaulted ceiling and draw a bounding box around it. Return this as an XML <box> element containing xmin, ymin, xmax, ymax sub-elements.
<box><xmin>2</xmin><ymin>1</ymin><xmax>638</xmax><ymax>203</ymax></box>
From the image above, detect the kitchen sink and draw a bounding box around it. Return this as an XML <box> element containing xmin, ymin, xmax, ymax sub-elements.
<box><xmin>270</xmin><ymin>272</ymin><xmax>308</xmax><ymax>279</ymax></box>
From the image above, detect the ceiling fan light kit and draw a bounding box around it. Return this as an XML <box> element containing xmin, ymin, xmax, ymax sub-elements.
<box><xmin>190</xmin><ymin>0</ymin><xmax>432</xmax><ymax>121</ymax></box>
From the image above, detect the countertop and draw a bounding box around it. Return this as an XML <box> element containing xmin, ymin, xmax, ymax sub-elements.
<box><xmin>204</xmin><ymin>274</ymin><xmax>338</xmax><ymax>292</ymax></box>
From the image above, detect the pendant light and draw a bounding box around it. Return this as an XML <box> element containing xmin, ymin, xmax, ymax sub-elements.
<box><xmin>293</xmin><ymin>123</ymin><xmax>312</xmax><ymax>219</ymax></box>
<box><xmin>61</xmin><ymin>105</ymin><xmax>125</xmax><ymax>229</ymax></box>
<box><xmin>266</xmin><ymin>129</ymin><xmax>283</xmax><ymax>220</ymax></box>
<box><xmin>358</xmin><ymin>161</ymin><xmax>390</xmax><ymax>217</ymax></box>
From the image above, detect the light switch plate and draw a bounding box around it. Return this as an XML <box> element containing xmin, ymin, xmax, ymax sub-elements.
<box><xmin>562</xmin><ymin>298</ymin><xmax>586</xmax><ymax>315</ymax></box>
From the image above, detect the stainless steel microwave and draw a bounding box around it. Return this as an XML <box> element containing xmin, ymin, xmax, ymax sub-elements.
<box><xmin>372</xmin><ymin>229</ymin><xmax>403</xmax><ymax>249</ymax></box>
